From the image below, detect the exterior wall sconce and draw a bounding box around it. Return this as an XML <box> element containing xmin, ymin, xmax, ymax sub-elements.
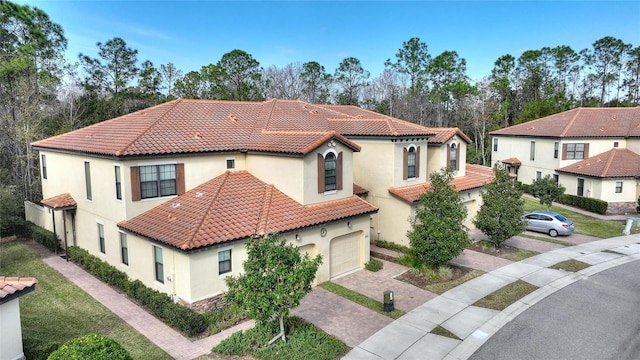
<box><xmin>295</xmin><ymin>234</ymin><xmax>301</xmax><ymax>241</ymax></box>
<box><xmin>347</xmin><ymin>221</ymin><xmax>352</xmax><ymax>229</ymax></box>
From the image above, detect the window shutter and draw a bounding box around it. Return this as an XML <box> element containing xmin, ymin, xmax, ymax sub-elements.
<box><xmin>456</xmin><ymin>144</ymin><xmax>460</xmax><ymax>171</ymax></box>
<box><xmin>562</xmin><ymin>144</ymin><xmax>567</xmax><ymax>160</ymax></box>
<box><xmin>584</xmin><ymin>143</ymin><xmax>589</xmax><ymax>159</ymax></box>
<box><xmin>446</xmin><ymin>144</ymin><xmax>451</xmax><ymax>169</ymax></box>
<box><xmin>176</xmin><ymin>163</ymin><xmax>185</xmax><ymax>195</ymax></box>
<box><xmin>130</xmin><ymin>166</ymin><xmax>141</xmax><ymax>201</ymax></box>
<box><xmin>317</xmin><ymin>153</ymin><xmax>324</xmax><ymax>193</ymax></box>
<box><xmin>336</xmin><ymin>152</ymin><xmax>343</xmax><ymax>190</ymax></box>
<box><xmin>415</xmin><ymin>146</ymin><xmax>420</xmax><ymax>178</ymax></box>
<box><xmin>403</xmin><ymin>147</ymin><xmax>408</xmax><ymax>180</ymax></box>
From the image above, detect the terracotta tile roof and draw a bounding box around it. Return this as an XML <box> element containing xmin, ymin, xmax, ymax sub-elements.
<box><xmin>0</xmin><ymin>276</ymin><xmax>38</xmax><ymax>304</ymax></box>
<box><xmin>353</xmin><ymin>183</ymin><xmax>368</xmax><ymax>196</ymax></box>
<box><xmin>501</xmin><ymin>157</ymin><xmax>522</xmax><ymax>165</ymax></box>
<box><xmin>427</xmin><ymin>127</ymin><xmax>472</xmax><ymax>144</ymax></box>
<box><xmin>556</xmin><ymin>148</ymin><xmax>640</xmax><ymax>178</ymax></box>
<box><xmin>32</xmin><ymin>99</ymin><xmax>433</xmax><ymax>157</ymax></box>
<box><xmin>41</xmin><ymin>193</ymin><xmax>77</xmax><ymax>209</ymax></box>
<box><xmin>388</xmin><ymin>164</ymin><xmax>495</xmax><ymax>203</ymax></box>
<box><xmin>118</xmin><ymin>171</ymin><xmax>378</xmax><ymax>250</ymax></box>
<box><xmin>490</xmin><ymin>107</ymin><xmax>640</xmax><ymax>138</ymax></box>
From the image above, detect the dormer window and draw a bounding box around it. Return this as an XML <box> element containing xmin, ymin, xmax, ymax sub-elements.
<box><xmin>403</xmin><ymin>145</ymin><xmax>420</xmax><ymax>180</ymax></box>
<box><xmin>317</xmin><ymin>151</ymin><xmax>343</xmax><ymax>193</ymax></box>
<box><xmin>447</xmin><ymin>143</ymin><xmax>460</xmax><ymax>171</ymax></box>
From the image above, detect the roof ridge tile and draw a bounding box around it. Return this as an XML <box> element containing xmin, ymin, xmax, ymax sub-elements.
<box><xmin>118</xmin><ymin>99</ymin><xmax>183</xmax><ymax>156</ymax></box>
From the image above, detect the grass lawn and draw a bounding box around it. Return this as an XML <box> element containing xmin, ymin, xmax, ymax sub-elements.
<box><xmin>548</xmin><ymin>259</ymin><xmax>591</xmax><ymax>272</ymax></box>
<box><xmin>318</xmin><ymin>282</ymin><xmax>405</xmax><ymax>319</ymax></box>
<box><xmin>0</xmin><ymin>240</ymin><xmax>171</xmax><ymax>360</ymax></box>
<box><xmin>522</xmin><ymin>197</ymin><xmax>634</xmax><ymax>238</ymax></box>
<box><xmin>473</xmin><ymin>280</ymin><xmax>539</xmax><ymax>311</ymax></box>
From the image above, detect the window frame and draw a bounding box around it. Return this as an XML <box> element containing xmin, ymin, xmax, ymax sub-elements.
<box><xmin>85</xmin><ymin>161</ymin><xmax>92</xmax><ymax>200</ymax></box>
<box><xmin>615</xmin><ymin>181</ymin><xmax>623</xmax><ymax>193</ymax></box>
<box><xmin>407</xmin><ymin>146</ymin><xmax>417</xmax><ymax>179</ymax></box>
<box><xmin>140</xmin><ymin>164</ymin><xmax>177</xmax><ymax>199</ymax></box>
<box><xmin>324</xmin><ymin>152</ymin><xmax>337</xmax><ymax>192</ymax></box>
<box><xmin>554</xmin><ymin>142</ymin><xmax>559</xmax><ymax>159</ymax></box>
<box><xmin>41</xmin><ymin>154</ymin><xmax>47</xmax><ymax>180</ymax></box>
<box><xmin>97</xmin><ymin>222</ymin><xmax>105</xmax><ymax>254</ymax></box>
<box><xmin>566</xmin><ymin>143</ymin><xmax>585</xmax><ymax>160</ymax></box>
<box><xmin>154</xmin><ymin>245</ymin><xmax>164</xmax><ymax>284</ymax></box>
<box><xmin>530</xmin><ymin>141</ymin><xmax>536</xmax><ymax>161</ymax></box>
<box><xmin>218</xmin><ymin>248</ymin><xmax>232</xmax><ymax>276</ymax></box>
<box><xmin>536</xmin><ymin>171</ymin><xmax>542</xmax><ymax>180</ymax></box>
<box><xmin>119</xmin><ymin>232</ymin><xmax>128</xmax><ymax>265</ymax></box>
<box><xmin>493</xmin><ymin>138</ymin><xmax>498</xmax><ymax>152</ymax></box>
<box><xmin>226</xmin><ymin>158</ymin><xmax>235</xmax><ymax>170</ymax></box>
<box><xmin>577</xmin><ymin>178</ymin><xmax>585</xmax><ymax>197</ymax></box>
<box><xmin>449</xmin><ymin>143</ymin><xmax>458</xmax><ymax>170</ymax></box>
<box><xmin>115</xmin><ymin>165</ymin><xmax>122</xmax><ymax>200</ymax></box>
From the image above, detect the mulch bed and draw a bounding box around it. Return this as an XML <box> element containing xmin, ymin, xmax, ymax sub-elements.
<box><xmin>395</xmin><ymin>265</ymin><xmax>473</xmax><ymax>288</ymax></box>
<box><xmin>467</xmin><ymin>241</ymin><xmax>520</xmax><ymax>257</ymax></box>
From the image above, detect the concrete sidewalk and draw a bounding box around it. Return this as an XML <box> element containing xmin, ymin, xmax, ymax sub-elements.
<box><xmin>43</xmin><ymin>256</ymin><xmax>254</xmax><ymax>360</ymax></box>
<box><xmin>344</xmin><ymin>234</ymin><xmax>640</xmax><ymax>359</ymax></box>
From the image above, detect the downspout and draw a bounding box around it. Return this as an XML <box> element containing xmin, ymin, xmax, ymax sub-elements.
<box><xmin>51</xmin><ymin>210</ymin><xmax>57</xmax><ymax>255</ymax></box>
<box><xmin>63</xmin><ymin>210</ymin><xmax>68</xmax><ymax>261</ymax></box>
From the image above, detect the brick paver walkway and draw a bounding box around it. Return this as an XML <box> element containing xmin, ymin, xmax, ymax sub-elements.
<box><xmin>292</xmin><ymin>287</ymin><xmax>392</xmax><ymax>347</ymax></box>
<box><xmin>44</xmin><ymin>256</ymin><xmax>254</xmax><ymax>360</ymax></box>
<box><xmin>451</xmin><ymin>249</ymin><xmax>513</xmax><ymax>272</ymax></box>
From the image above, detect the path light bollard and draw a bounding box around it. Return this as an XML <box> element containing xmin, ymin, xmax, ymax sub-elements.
<box><xmin>383</xmin><ymin>290</ymin><xmax>394</xmax><ymax>312</ymax></box>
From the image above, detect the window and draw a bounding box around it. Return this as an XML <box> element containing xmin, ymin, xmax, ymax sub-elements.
<box><xmin>577</xmin><ymin>178</ymin><xmax>584</xmax><ymax>197</ymax></box>
<box><xmin>553</xmin><ymin>174</ymin><xmax>559</xmax><ymax>184</ymax></box>
<box><xmin>407</xmin><ymin>147</ymin><xmax>416</xmax><ymax>178</ymax></box>
<box><xmin>317</xmin><ymin>151</ymin><xmax>343</xmax><ymax>193</ymax></box>
<box><xmin>154</xmin><ymin>246</ymin><xmax>164</xmax><ymax>283</ymax></box>
<box><xmin>564</xmin><ymin>143</ymin><xmax>587</xmax><ymax>160</ymax></box>
<box><xmin>120</xmin><ymin>232</ymin><xmax>128</xmax><ymax>265</ymax></box>
<box><xmin>554</xmin><ymin>142</ymin><xmax>559</xmax><ymax>159</ymax></box>
<box><xmin>97</xmin><ymin>223</ymin><xmax>105</xmax><ymax>254</ymax></box>
<box><xmin>449</xmin><ymin>144</ymin><xmax>458</xmax><ymax>170</ymax></box>
<box><xmin>218</xmin><ymin>249</ymin><xmax>232</xmax><ymax>275</ymax></box>
<box><xmin>530</xmin><ymin>141</ymin><xmax>536</xmax><ymax>161</ymax></box>
<box><xmin>616</xmin><ymin>181</ymin><xmax>623</xmax><ymax>193</ymax></box>
<box><xmin>115</xmin><ymin>166</ymin><xmax>122</xmax><ymax>200</ymax></box>
<box><xmin>140</xmin><ymin>164</ymin><xmax>177</xmax><ymax>199</ymax></box>
<box><xmin>226</xmin><ymin>158</ymin><xmax>235</xmax><ymax>169</ymax></box>
<box><xmin>85</xmin><ymin>161</ymin><xmax>92</xmax><ymax>200</ymax></box>
<box><xmin>41</xmin><ymin>154</ymin><xmax>47</xmax><ymax>180</ymax></box>
<box><xmin>536</xmin><ymin>171</ymin><xmax>542</xmax><ymax>180</ymax></box>
<box><xmin>614</xmin><ymin>141</ymin><xmax>619</xmax><ymax>148</ymax></box>
<box><xmin>493</xmin><ymin>138</ymin><xmax>498</xmax><ymax>152</ymax></box>
<box><xmin>403</xmin><ymin>146</ymin><xmax>420</xmax><ymax>180</ymax></box>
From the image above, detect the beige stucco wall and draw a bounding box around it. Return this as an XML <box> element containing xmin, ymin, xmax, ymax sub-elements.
<box><xmin>428</xmin><ymin>140</ymin><xmax>468</xmax><ymax>178</ymax></box>
<box><xmin>0</xmin><ymin>299</ymin><xmax>24</xmax><ymax>360</ymax></box>
<box><xmin>303</xmin><ymin>141</ymin><xmax>355</xmax><ymax>204</ymax></box>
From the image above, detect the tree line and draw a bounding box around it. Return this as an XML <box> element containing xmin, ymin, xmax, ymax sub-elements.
<box><xmin>1</xmin><ymin>0</ymin><xmax>639</xmax><ymax>208</ymax></box>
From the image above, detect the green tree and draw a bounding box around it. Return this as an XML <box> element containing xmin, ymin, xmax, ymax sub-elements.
<box><xmin>301</xmin><ymin>61</ymin><xmax>332</xmax><ymax>103</ymax></box>
<box><xmin>334</xmin><ymin>57</ymin><xmax>369</xmax><ymax>105</ymax></box>
<box><xmin>581</xmin><ymin>36</ymin><xmax>631</xmax><ymax>105</ymax></box>
<box><xmin>385</xmin><ymin>37</ymin><xmax>430</xmax><ymax>95</ymax></box>
<box><xmin>473</xmin><ymin>165</ymin><xmax>525</xmax><ymax>248</ymax></box>
<box><xmin>407</xmin><ymin>168</ymin><xmax>471</xmax><ymax>266</ymax></box>
<box><xmin>225</xmin><ymin>234</ymin><xmax>322</xmax><ymax>344</ymax></box>
<box><xmin>530</xmin><ymin>174</ymin><xmax>566</xmax><ymax>209</ymax></box>
<box><xmin>79</xmin><ymin>37</ymin><xmax>139</xmax><ymax>95</ymax></box>
<box><xmin>160</xmin><ymin>62</ymin><xmax>183</xmax><ymax>99</ymax></box>
<box><xmin>216</xmin><ymin>49</ymin><xmax>264</xmax><ymax>101</ymax></box>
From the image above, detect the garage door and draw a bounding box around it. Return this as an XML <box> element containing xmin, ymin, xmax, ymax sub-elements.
<box><xmin>330</xmin><ymin>232</ymin><xmax>361</xmax><ymax>278</ymax></box>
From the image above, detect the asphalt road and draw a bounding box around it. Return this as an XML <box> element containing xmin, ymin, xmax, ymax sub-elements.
<box><xmin>470</xmin><ymin>259</ymin><xmax>640</xmax><ymax>360</ymax></box>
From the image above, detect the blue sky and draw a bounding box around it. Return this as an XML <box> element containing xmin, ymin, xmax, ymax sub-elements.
<box><xmin>21</xmin><ymin>0</ymin><xmax>640</xmax><ymax>82</ymax></box>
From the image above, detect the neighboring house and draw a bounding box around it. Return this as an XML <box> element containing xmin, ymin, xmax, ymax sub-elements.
<box><xmin>0</xmin><ymin>276</ymin><xmax>38</xmax><ymax>360</ymax></box>
<box><xmin>30</xmin><ymin>99</ymin><xmax>491</xmax><ymax>310</ymax></box>
<box><xmin>491</xmin><ymin>107</ymin><xmax>640</xmax><ymax>214</ymax></box>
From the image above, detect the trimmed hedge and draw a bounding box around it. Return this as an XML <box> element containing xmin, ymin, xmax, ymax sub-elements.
<box><xmin>68</xmin><ymin>246</ymin><xmax>207</xmax><ymax>337</ymax></box>
<box><xmin>556</xmin><ymin>194</ymin><xmax>608</xmax><ymax>214</ymax></box>
<box><xmin>27</xmin><ymin>222</ymin><xmax>60</xmax><ymax>251</ymax></box>
<box><xmin>47</xmin><ymin>334</ymin><xmax>132</xmax><ymax>360</ymax></box>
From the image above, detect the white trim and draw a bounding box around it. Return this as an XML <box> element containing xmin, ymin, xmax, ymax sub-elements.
<box><xmin>217</xmin><ymin>246</ymin><xmax>233</xmax><ymax>278</ymax></box>
<box><xmin>322</xmin><ymin>148</ymin><xmax>338</xmax><ymax>157</ymax></box>
<box><xmin>114</xmin><ymin>164</ymin><xmax>123</xmax><ymax>202</ymax></box>
<box><xmin>137</xmin><ymin>160</ymin><xmax>178</xmax><ymax>166</ymax></box>
<box><xmin>226</xmin><ymin>157</ymin><xmax>236</xmax><ymax>169</ymax></box>
<box><xmin>323</xmin><ymin>190</ymin><xmax>337</xmax><ymax>195</ymax></box>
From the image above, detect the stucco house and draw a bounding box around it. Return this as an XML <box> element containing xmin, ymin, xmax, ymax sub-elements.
<box><xmin>29</xmin><ymin>99</ymin><xmax>491</xmax><ymax>310</ymax></box>
<box><xmin>0</xmin><ymin>276</ymin><xmax>38</xmax><ymax>360</ymax></box>
<box><xmin>491</xmin><ymin>107</ymin><xmax>640</xmax><ymax>214</ymax></box>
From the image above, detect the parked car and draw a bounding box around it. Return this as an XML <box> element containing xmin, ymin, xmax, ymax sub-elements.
<box><xmin>521</xmin><ymin>210</ymin><xmax>574</xmax><ymax>237</ymax></box>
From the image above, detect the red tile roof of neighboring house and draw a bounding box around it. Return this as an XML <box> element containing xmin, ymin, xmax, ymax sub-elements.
<box><xmin>31</xmin><ymin>99</ymin><xmax>434</xmax><ymax>157</ymax></box>
<box><xmin>555</xmin><ymin>148</ymin><xmax>640</xmax><ymax>178</ymax></box>
<box><xmin>118</xmin><ymin>171</ymin><xmax>378</xmax><ymax>251</ymax></box>
<box><xmin>41</xmin><ymin>193</ymin><xmax>77</xmax><ymax>209</ymax></box>
<box><xmin>427</xmin><ymin>127</ymin><xmax>472</xmax><ymax>144</ymax></box>
<box><xmin>0</xmin><ymin>277</ymin><xmax>38</xmax><ymax>304</ymax></box>
<box><xmin>353</xmin><ymin>184</ymin><xmax>369</xmax><ymax>196</ymax></box>
<box><xmin>490</xmin><ymin>107</ymin><xmax>640</xmax><ymax>138</ymax></box>
<box><xmin>388</xmin><ymin>164</ymin><xmax>495</xmax><ymax>203</ymax></box>
<box><xmin>501</xmin><ymin>157</ymin><xmax>522</xmax><ymax>165</ymax></box>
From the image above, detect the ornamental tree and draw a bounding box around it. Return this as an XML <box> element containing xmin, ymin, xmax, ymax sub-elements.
<box><xmin>407</xmin><ymin>167</ymin><xmax>471</xmax><ymax>267</ymax></box>
<box><xmin>530</xmin><ymin>174</ymin><xmax>566</xmax><ymax>209</ymax></box>
<box><xmin>225</xmin><ymin>233</ymin><xmax>322</xmax><ymax>344</ymax></box>
<box><xmin>473</xmin><ymin>165</ymin><xmax>526</xmax><ymax>248</ymax></box>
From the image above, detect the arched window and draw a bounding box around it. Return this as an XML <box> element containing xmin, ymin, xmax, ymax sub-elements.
<box><xmin>324</xmin><ymin>152</ymin><xmax>337</xmax><ymax>191</ymax></box>
<box><xmin>407</xmin><ymin>147</ymin><xmax>416</xmax><ymax>178</ymax></box>
<box><xmin>449</xmin><ymin>143</ymin><xmax>458</xmax><ymax>170</ymax></box>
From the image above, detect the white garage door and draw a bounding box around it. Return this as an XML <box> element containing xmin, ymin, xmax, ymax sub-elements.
<box><xmin>330</xmin><ymin>232</ymin><xmax>361</xmax><ymax>278</ymax></box>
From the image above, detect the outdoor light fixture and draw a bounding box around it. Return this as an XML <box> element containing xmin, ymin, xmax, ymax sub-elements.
<box><xmin>347</xmin><ymin>221</ymin><xmax>352</xmax><ymax>229</ymax></box>
<box><xmin>295</xmin><ymin>234</ymin><xmax>301</xmax><ymax>241</ymax></box>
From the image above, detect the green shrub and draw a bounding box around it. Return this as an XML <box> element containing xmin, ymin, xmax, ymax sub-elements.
<box><xmin>556</xmin><ymin>194</ymin><xmax>608</xmax><ymax>214</ymax></box>
<box><xmin>23</xmin><ymin>339</ymin><xmax>61</xmax><ymax>360</ymax></box>
<box><xmin>68</xmin><ymin>246</ymin><xmax>207</xmax><ymax>337</ymax></box>
<box><xmin>47</xmin><ymin>334</ymin><xmax>132</xmax><ymax>360</ymax></box>
<box><xmin>365</xmin><ymin>258</ymin><xmax>383</xmax><ymax>272</ymax></box>
<box><xmin>374</xmin><ymin>239</ymin><xmax>410</xmax><ymax>253</ymax></box>
<box><xmin>28</xmin><ymin>222</ymin><xmax>59</xmax><ymax>251</ymax></box>
<box><xmin>204</xmin><ymin>304</ymin><xmax>246</xmax><ymax>334</ymax></box>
